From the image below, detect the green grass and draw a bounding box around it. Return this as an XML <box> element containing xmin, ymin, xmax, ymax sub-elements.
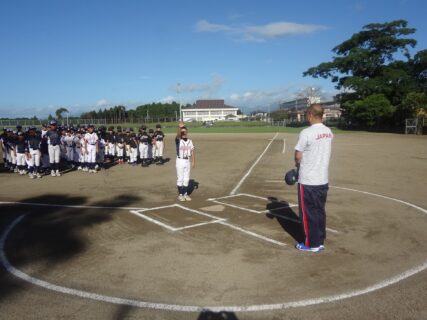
<box><xmin>160</xmin><ymin>126</ymin><xmax>348</xmax><ymax>134</ymax></box>
<box><xmin>27</xmin><ymin>121</ymin><xmax>348</xmax><ymax>134</ymax></box>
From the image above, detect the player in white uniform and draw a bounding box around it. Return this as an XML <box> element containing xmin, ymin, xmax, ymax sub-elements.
<box><xmin>63</xmin><ymin>129</ymin><xmax>75</xmax><ymax>168</ymax></box>
<box><xmin>84</xmin><ymin>124</ymin><xmax>99</xmax><ymax>173</ymax></box>
<box><xmin>175</xmin><ymin>122</ymin><xmax>195</xmax><ymax>201</ymax></box>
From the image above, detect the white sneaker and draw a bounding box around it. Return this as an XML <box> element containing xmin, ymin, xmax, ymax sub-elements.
<box><xmin>36</xmin><ymin>173</ymin><xmax>42</xmax><ymax>178</ymax></box>
<box><xmin>177</xmin><ymin>194</ymin><xmax>185</xmax><ymax>202</ymax></box>
<box><xmin>184</xmin><ymin>194</ymin><xmax>192</xmax><ymax>201</ymax></box>
<box><xmin>82</xmin><ymin>167</ymin><xmax>88</xmax><ymax>172</ymax></box>
<box><xmin>77</xmin><ymin>166</ymin><xmax>82</xmax><ymax>170</ymax></box>
<box><xmin>95</xmin><ymin>164</ymin><xmax>99</xmax><ymax>170</ymax></box>
<box><xmin>19</xmin><ymin>170</ymin><xmax>25</xmax><ymax>175</ymax></box>
<box><xmin>51</xmin><ymin>170</ymin><xmax>56</xmax><ymax>177</ymax></box>
<box><xmin>14</xmin><ymin>168</ymin><xmax>19</xmax><ymax>173</ymax></box>
<box><xmin>55</xmin><ymin>170</ymin><xmax>61</xmax><ymax>177</ymax></box>
<box><xmin>29</xmin><ymin>173</ymin><xmax>34</xmax><ymax>179</ymax></box>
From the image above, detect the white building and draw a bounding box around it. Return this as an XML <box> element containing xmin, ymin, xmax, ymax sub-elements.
<box><xmin>182</xmin><ymin>100</ymin><xmax>239</xmax><ymax>122</ymax></box>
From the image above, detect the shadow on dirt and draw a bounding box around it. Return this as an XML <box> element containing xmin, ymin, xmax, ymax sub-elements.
<box><xmin>197</xmin><ymin>310</ymin><xmax>239</xmax><ymax>320</ymax></box>
<box><xmin>188</xmin><ymin>179</ymin><xmax>200</xmax><ymax>195</ymax></box>
<box><xmin>0</xmin><ymin>193</ymin><xmax>141</xmax><ymax>304</ymax></box>
<box><xmin>266</xmin><ymin>196</ymin><xmax>304</xmax><ymax>244</ymax></box>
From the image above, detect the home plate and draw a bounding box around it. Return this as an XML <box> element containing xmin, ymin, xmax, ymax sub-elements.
<box><xmin>199</xmin><ymin>205</ymin><xmax>225</xmax><ymax>212</ymax></box>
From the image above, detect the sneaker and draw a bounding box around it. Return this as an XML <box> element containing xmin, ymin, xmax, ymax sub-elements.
<box><xmin>51</xmin><ymin>170</ymin><xmax>56</xmax><ymax>177</ymax></box>
<box><xmin>177</xmin><ymin>194</ymin><xmax>186</xmax><ymax>202</ymax></box>
<box><xmin>295</xmin><ymin>243</ymin><xmax>322</xmax><ymax>253</ymax></box>
<box><xmin>184</xmin><ymin>194</ymin><xmax>192</xmax><ymax>201</ymax></box>
<box><xmin>77</xmin><ymin>166</ymin><xmax>82</xmax><ymax>170</ymax></box>
<box><xmin>319</xmin><ymin>245</ymin><xmax>325</xmax><ymax>251</ymax></box>
<box><xmin>36</xmin><ymin>173</ymin><xmax>42</xmax><ymax>179</ymax></box>
<box><xmin>14</xmin><ymin>168</ymin><xmax>19</xmax><ymax>173</ymax></box>
<box><xmin>82</xmin><ymin>167</ymin><xmax>88</xmax><ymax>172</ymax></box>
<box><xmin>55</xmin><ymin>170</ymin><xmax>61</xmax><ymax>177</ymax></box>
<box><xmin>19</xmin><ymin>170</ymin><xmax>25</xmax><ymax>175</ymax></box>
<box><xmin>29</xmin><ymin>173</ymin><xmax>34</xmax><ymax>179</ymax></box>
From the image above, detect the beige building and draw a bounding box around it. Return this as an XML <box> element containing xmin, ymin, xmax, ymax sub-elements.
<box><xmin>182</xmin><ymin>100</ymin><xmax>239</xmax><ymax>122</ymax></box>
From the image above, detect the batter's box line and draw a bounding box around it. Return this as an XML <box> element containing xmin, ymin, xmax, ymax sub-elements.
<box><xmin>130</xmin><ymin>204</ymin><xmax>225</xmax><ymax>232</ymax></box>
<box><xmin>129</xmin><ymin>205</ymin><xmax>288</xmax><ymax>247</ymax></box>
<box><xmin>207</xmin><ymin>194</ymin><xmax>341</xmax><ymax>234</ymax></box>
<box><xmin>207</xmin><ymin>193</ymin><xmax>298</xmax><ymax>214</ymax></box>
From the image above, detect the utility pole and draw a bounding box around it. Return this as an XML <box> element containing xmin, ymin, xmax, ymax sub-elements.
<box><xmin>177</xmin><ymin>82</ymin><xmax>181</xmax><ymax>121</ymax></box>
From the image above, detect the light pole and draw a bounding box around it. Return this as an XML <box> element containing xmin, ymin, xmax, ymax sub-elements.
<box><xmin>177</xmin><ymin>82</ymin><xmax>181</xmax><ymax>121</ymax></box>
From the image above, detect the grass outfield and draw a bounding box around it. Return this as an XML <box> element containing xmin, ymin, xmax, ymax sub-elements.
<box><xmin>157</xmin><ymin>126</ymin><xmax>347</xmax><ymax>134</ymax></box>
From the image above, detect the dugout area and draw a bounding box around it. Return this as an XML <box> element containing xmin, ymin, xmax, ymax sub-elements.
<box><xmin>0</xmin><ymin>132</ymin><xmax>427</xmax><ymax>320</ymax></box>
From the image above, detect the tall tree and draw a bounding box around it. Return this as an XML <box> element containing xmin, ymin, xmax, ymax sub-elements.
<box><xmin>55</xmin><ymin>107</ymin><xmax>69</xmax><ymax>120</ymax></box>
<box><xmin>303</xmin><ymin>20</ymin><xmax>425</xmax><ymax>128</ymax></box>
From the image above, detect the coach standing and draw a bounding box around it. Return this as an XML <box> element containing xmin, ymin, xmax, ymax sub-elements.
<box><xmin>294</xmin><ymin>104</ymin><xmax>333</xmax><ymax>252</ymax></box>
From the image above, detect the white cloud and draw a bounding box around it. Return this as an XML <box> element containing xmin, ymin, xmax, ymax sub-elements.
<box><xmin>159</xmin><ymin>96</ymin><xmax>175</xmax><ymax>103</ymax></box>
<box><xmin>228</xmin><ymin>87</ymin><xmax>292</xmax><ymax>108</ymax></box>
<box><xmin>96</xmin><ymin>99</ymin><xmax>108</xmax><ymax>107</ymax></box>
<box><xmin>195</xmin><ymin>19</ymin><xmax>327</xmax><ymax>42</ymax></box>
<box><xmin>175</xmin><ymin>74</ymin><xmax>224</xmax><ymax>96</ymax></box>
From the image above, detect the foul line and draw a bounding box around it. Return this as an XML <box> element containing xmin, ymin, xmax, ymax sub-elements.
<box><xmin>230</xmin><ymin>132</ymin><xmax>278</xmax><ymax>195</ymax></box>
<box><xmin>1</xmin><ymin>186</ymin><xmax>427</xmax><ymax>312</ymax></box>
<box><xmin>0</xmin><ymin>201</ymin><xmax>145</xmax><ymax>211</ymax></box>
<box><xmin>2</xmin><ymin>186</ymin><xmax>427</xmax><ymax>313</ymax></box>
<box><xmin>282</xmin><ymin>138</ymin><xmax>286</xmax><ymax>154</ymax></box>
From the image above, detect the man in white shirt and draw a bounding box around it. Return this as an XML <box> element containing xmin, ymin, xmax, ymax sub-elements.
<box><xmin>294</xmin><ymin>104</ymin><xmax>333</xmax><ymax>252</ymax></box>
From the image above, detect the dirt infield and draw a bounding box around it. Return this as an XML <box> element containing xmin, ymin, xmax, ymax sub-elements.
<box><xmin>1</xmin><ymin>132</ymin><xmax>427</xmax><ymax>320</ymax></box>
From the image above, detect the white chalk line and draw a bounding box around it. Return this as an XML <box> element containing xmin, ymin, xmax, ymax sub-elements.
<box><xmin>0</xmin><ymin>201</ymin><xmax>146</xmax><ymax>211</ymax></box>
<box><xmin>230</xmin><ymin>132</ymin><xmax>278</xmax><ymax>195</ymax></box>
<box><xmin>282</xmin><ymin>138</ymin><xmax>286</xmax><ymax>154</ymax></box>
<box><xmin>131</xmin><ymin>204</ymin><xmax>287</xmax><ymax>247</ymax></box>
<box><xmin>1</xmin><ymin>187</ymin><xmax>427</xmax><ymax>312</ymax></box>
<box><xmin>211</xmin><ymin>198</ymin><xmax>340</xmax><ymax>234</ymax></box>
<box><xmin>265</xmin><ymin>179</ymin><xmax>285</xmax><ymax>183</ymax></box>
<box><xmin>209</xmin><ymin>199</ymin><xmax>298</xmax><ymax>214</ymax></box>
<box><xmin>217</xmin><ymin>221</ymin><xmax>287</xmax><ymax>247</ymax></box>
<box><xmin>129</xmin><ymin>210</ymin><xmax>177</xmax><ymax>232</ymax></box>
<box><xmin>130</xmin><ymin>205</ymin><xmax>226</xmax><ymax>232</ymax></box>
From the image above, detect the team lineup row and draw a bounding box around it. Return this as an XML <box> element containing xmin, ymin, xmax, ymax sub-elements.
<box><xmin>0</xmin><ymin>121</ymin><xmax>168</xmax><ymax>178</ymax></box>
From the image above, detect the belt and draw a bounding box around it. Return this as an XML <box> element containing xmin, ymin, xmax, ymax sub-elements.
<box><xmin>88</xmin><ymin>143</ymin><xmax>97</xmax><ymax>145</ymax></box>
<box><xmin>51</xmin><ymin>144</ymin><xmax>58</xmax><ymax>146</ymax></box>
<box><xmin>177</xmin><ymin>156</ymin><xmax>189</xmax><ymax>160</ymax></box>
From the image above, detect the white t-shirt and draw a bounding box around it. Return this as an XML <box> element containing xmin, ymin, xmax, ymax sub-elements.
<box><xmin>294</xmin><ymin>123</ymin><xmax>333</xmax><ymax>185</ymax></box>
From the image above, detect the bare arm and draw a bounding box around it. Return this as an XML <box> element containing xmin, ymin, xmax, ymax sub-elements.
<box><xmin>177</xmin><ymin>121</ymin><xmax>184</xmax><ymax>138</ymax></box>
<box><xmin>294</xmin><ymin>150</ymin><xmax>303</xmax><ymax>167</ymax></box>
<box><xmin>191</xmin><ymin>150</ymin><xmax>196</xmax><ymax>168</ymax></box>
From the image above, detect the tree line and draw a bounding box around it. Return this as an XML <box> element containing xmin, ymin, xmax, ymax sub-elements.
<box><xmin>304</xmin><ymin>19</ymin><xmax>426</xmax><ymax>132</ymax></box>
<box><xmin>79</xmin><ymin>102</ymin><xmax>192</xmax><ymax>122</ymax></box>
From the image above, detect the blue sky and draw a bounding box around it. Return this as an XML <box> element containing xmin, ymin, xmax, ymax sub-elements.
<box><xmin>0</xmin><ymin>0</ymin><xmax>426</xmax><ymax>117</ymax></box>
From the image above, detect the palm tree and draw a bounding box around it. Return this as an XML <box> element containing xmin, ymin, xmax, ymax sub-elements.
<box><xmin>55</xmin><ymin>107</ymin><xmax>69</xmax><ymax>121</ymax></box>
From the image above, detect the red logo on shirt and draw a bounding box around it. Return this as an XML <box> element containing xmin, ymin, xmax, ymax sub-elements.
<box><xmin>316</xmin><ymin>133</ymin><xmax>333</xmax><ymax>140</ymax></box>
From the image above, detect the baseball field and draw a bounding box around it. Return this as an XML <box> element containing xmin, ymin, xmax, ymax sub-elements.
<box><xmin>0</xmin><ymin>131</ymin><xmax>426</xmax><ymax>320</ymax></box>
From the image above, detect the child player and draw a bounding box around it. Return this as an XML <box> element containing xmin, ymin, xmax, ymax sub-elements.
<box><xmin>175</xmin><ymin>122</ymin><xmax>195</xmax><ymax>201</ymax></box>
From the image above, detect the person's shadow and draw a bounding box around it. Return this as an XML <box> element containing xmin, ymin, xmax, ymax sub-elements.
<box><xmin>265</xmin><ymin>197</ymin><xmax>304</xmax><ymax>243</ymax></box>
<box><xmin>187</xmin><ymin>179</ymin><xmax>199</xmax><ymax>195</ymax></box>
<box><xmin>197</xmin><ymin>310</ymin><xmax>239</xmax><ymax>320</ymax></box>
